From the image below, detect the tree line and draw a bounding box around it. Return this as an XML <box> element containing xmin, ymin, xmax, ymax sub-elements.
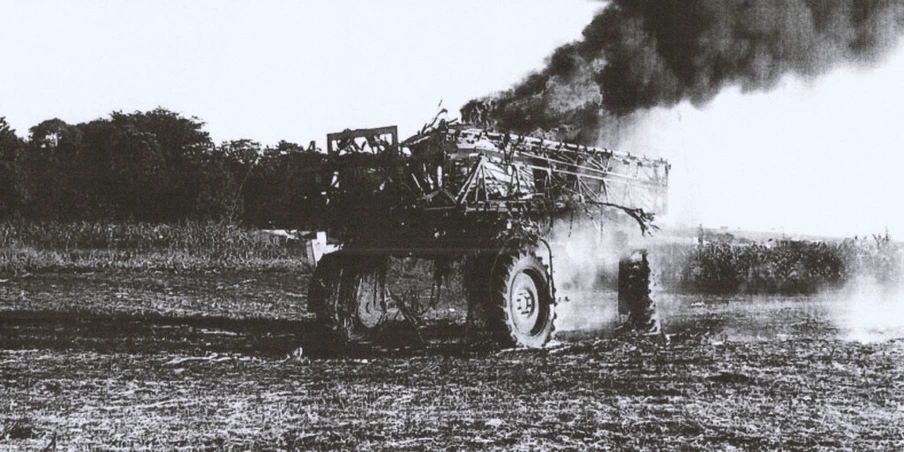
<box><xmin>0</xmin><ymin>108</ymin><xmax>327</xmax><ymax>228</ymax></box>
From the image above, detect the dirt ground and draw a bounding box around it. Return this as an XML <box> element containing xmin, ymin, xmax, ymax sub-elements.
<box><xmin>1</xmin><ymin>270</ymin><xmax>903</xmax><ymax>451</ymax></box>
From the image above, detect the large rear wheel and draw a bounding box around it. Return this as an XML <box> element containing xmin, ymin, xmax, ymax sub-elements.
<box><xmin>483</xmin><ymin>252</ymin><xmax>556</xmax><ymax>348</ymax></box>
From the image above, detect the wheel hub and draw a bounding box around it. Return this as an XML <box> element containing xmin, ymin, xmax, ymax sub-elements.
<box><xmin>515</xmin><ymin>289</ymin><xmax>536</xmax><ymax>316</ymax></box>
<box><xmin>356</xmin><ymin>274</ymin><xmax>385</xmax><ymax>328</ymax></box>
<box><xmin>511</xmin><ymin>273</ymin><xmax>541</xmax><ymax>334</ymax></box>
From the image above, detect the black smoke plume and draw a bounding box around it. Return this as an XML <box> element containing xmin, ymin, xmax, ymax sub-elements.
<box><xmin>462</xmin><ymin>0</ymin><xmax>904</xmax><ymax>144</ymax></box>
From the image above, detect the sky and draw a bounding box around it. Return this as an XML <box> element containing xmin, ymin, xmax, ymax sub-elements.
<box><xmin>2</xmin><ymin>1</ymin><xmax>904</xmax><ymax>238</ymax></box>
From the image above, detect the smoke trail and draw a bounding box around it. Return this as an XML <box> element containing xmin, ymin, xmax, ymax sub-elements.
<box><xmin>462</xmin><ymin>0</ymin><xmax>904</xmax><ymax>144</ymax></box>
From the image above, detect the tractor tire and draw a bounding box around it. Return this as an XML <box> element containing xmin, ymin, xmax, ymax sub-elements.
<box><xmin>308</xmin><ymin>253</ymin><xmax>389</xmax><ymax>342</ymax></box>
<box><xmin>617</xmin><ymin>250</ymin><xmax>659</xmax><ymax>333</ymax></box>
<box><xmin>483</xmin><ymin>252</ymin><xmax>556</xmax><ymax>348</ymax></box>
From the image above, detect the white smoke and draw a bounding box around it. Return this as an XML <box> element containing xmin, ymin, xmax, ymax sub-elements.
<box><xmin>549</xmin><ymin>215</ymin><xmax>650</xmax><ymax>332</ymax></box>
<box><xmin>830</xmin><ymin>275</ymin><xmax>904</xmax><ymax>343</ymax></box>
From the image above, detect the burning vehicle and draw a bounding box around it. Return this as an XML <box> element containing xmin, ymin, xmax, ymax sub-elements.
<box><xmin>307</xmin><ymin>116</ymin><xmax>669</xmax><ymax>347</ymax></box>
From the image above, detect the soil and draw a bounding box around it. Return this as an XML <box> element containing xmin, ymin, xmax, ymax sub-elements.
<box><xmin>1</xmin><ymin>270</ymin><xmax>903</xmax><ymax>450</ymax></box>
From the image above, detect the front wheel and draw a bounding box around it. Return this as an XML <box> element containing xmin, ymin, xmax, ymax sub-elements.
<box><xmin>617</xmin><ymin>250</ymin><xmax>658</xmax><ymax>333</ymax></box>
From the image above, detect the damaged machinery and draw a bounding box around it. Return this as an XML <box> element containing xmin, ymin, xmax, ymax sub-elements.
<box><xmin>307</xmin><ymin>117</ymin><xmax>669</xmax><ymax>347</ymax></box>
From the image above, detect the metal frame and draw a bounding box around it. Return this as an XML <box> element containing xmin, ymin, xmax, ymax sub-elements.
<box><xmin>326</xmin><ymin>126</ymin><xmax>398</xmax><ymax>156</ymax></box>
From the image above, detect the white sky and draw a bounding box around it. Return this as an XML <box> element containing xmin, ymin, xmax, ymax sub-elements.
<box><xmin>2</xmin><ymin>1</ymin><xmax>904</xmax><ymax>238</ymax></box>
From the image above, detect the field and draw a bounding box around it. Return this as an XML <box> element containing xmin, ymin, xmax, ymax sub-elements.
<box><xmin>2</xmin><ymin>269</ymin><xmax>903</xmax><ymax>451</ymax></box>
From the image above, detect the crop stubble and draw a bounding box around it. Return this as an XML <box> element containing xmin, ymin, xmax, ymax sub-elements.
<box><xmin>1</xmin><ymin>271</ymin><xmax>903</xmax><ymax>451</ymax></box>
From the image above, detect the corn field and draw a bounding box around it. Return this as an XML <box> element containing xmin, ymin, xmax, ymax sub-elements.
<box><xmin>653</xmin><ymin>236</ymin><xmax>903</xmax><ymax>295</ymax></box>
<box><xmin>0</xmin><ymin>220</ymin><xmax>311</xmax><ymax>274</ymax></box>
